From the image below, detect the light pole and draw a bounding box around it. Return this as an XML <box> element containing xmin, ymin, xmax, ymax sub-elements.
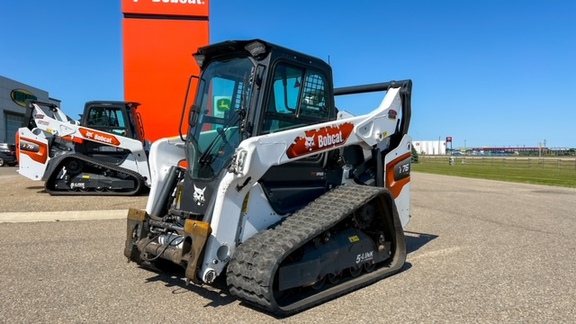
<box><xmin>538</xmin><ymin>142</ymin><xmax>542</xmax><ymax>158</ymax></box>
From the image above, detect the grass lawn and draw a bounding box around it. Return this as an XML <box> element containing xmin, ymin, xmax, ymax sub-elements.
<box><xmin>412</xmin><ymin>157</ymin><xmax>576</xmax><ymax>188</ymax></box>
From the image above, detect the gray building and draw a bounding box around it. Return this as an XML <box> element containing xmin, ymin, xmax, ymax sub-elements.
<box><xmin>0</xmin><ymin>76</ymin><xmax>60</xmax><ymax>144</ymax></box>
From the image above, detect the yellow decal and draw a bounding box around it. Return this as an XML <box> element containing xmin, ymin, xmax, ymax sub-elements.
<box><xmin>82</xmin><ymin>174</ymin><xmax>90</xmax><ymax>179</ymax></box>
<box><xmin>241</xmin><ymin>192</ymin><xmax>250</xmax><ymax>213</ymax></box>
<box><xmin>175</xmin><ymin>186</ymin><xmax>182</xmax><ymax>209</ymax></box>
<box><xmin>348</xmin><ymin>235</ymin><xmax>360</xmax><ymax>243</ymax></box>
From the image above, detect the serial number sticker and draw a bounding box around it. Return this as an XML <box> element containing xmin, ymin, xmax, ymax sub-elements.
<box><xmin>348</xmin><ymin>235</ymin><xmax>360</xmax><ymax>243</ymax></box>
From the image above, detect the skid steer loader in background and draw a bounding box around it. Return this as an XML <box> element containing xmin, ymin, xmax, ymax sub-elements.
<box><xmin>17</xmin><ymin>100</ymin><xmax>151</xmax><ymax>195</ymax></box>
<box><xmin>124</xmin><ymin>39</ymin><xmax>412</xmax><ymax>316</ymax></box>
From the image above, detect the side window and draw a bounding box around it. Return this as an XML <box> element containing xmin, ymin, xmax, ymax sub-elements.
<box><xmin>87</xmin><ymin>107</ymin><xmax>126</xmax><ymax>130</ymax></box>
<box><xmin>300</xmin><ymin>72</ymin><xmax>327</xmax><ymax>118</ymax></box>
<box><xmin>272</xmin><ymin>65</ymin><xmax>303</xmax><ymax>115</ymax></box>
<box><xmin>87</xmin><ymin>107</ymin><xmax>110</xmax><ymax>126</ymax></box>
<box><xmin>262</xmin><ymin>63</ymin><xmax>330</xmax><ymax>134</ymax></box>
<box><xmin>115</xmin><ymin>110</ymin><xmax>126</xmax><ymax>128</ymax></box>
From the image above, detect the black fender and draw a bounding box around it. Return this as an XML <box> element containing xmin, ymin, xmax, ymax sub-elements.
<box><xmin>41</xmin><ymin>154</ymin><xmax>71</xmax><ymax>181</ymax></box>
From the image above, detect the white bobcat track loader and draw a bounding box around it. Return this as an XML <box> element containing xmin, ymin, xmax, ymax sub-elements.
<box><xmin>17</xmin><ymin>100</ymin><xmax>151</xmax><ymax>195</ymax></box>
<box><xmin>124</xmin><ymin>39</ymin><xmax>412</xmax><ymax>316</ymax></box>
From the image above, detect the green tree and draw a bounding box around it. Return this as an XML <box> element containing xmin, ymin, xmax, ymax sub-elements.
<box><xmin>411</xmin><ymin>144</ymin><xmax>419</xmax><ymax>163</ymax></box>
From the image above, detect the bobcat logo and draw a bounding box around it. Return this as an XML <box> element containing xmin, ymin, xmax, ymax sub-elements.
<box><xmin>304</xmin><ymin>136</ymin><xmax>315</xmax><ymax>150</ymax></box>
<box><xmin>285</xmin><ymin>122</ymin><xmax>354</xmax><ymax>159</ymax></box>
<box><xmin>193</xmin><ymin>185</ymin><xmax>206</xmax><ymax>206</ymax></box>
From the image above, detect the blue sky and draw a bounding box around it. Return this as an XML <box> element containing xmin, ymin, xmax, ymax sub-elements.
<box><xmin>1</xmin><ymin>0</ymin><xmax>574</xmax><ymax>148</ymax></box>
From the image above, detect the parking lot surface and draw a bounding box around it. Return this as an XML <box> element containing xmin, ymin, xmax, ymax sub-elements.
<box><xmin>0</xmin><ymin>167</ymin><xmax>147</xmax><ymax>215</ymax></box>
<box><xmin>1</xmin><ymin>168</ymin><xmax>575</xmax><ymax>323</ymax></box>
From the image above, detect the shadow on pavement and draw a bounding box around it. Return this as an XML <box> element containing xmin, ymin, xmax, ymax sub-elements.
<box><xmin>404</xmin><ymin>231</ymin><xmax>438</xmax><ymax>254</ymax></box>
<box><xmin>142</xmin><ymin>262</ymin><xmax>236</xmax><ymax>308</ymax></box>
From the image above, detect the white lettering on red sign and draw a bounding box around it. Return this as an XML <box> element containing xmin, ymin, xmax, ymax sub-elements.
<box><xmin>317</xmin><ymin>131</ymin><xmax>343</xmax><ymax>148</ymax></box>
<box><xmin>84</xmin><ymin>130</ymin><xmax>114</xmax><ymax>144</ymax></box>
<box><xmin>94</xmin><ymin>134</ymin><xmax>113</xmax><ymax>144</ymax></box>
<box><xmin>151</xmin><ymin>0</ymin><xmax>205</xmax><ymax>4</ymax></box>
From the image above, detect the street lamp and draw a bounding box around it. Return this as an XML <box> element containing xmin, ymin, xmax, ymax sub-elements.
<box><xmin>538</xmin><ymin>142</ymin><xmax>542</xmax><ymax>158</ymax></box>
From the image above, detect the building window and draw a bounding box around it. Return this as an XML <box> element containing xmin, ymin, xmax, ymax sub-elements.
<box><xmin>4</xmin><ymin>112</ymin><xmax>24</xmax><ymax>144</ymax></box>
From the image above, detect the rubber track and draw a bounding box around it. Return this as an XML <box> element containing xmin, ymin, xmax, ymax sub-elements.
<box><xmin>45</xmin><ymin>153</ymin><xmax>145</xmax><ymax>196</ymax></box>
<box><xmin>226</xmin><ymin>184</ymin><xmax>405</xmax><ymax>316</ymax></box>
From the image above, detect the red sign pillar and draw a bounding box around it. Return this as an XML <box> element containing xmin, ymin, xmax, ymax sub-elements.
<box><xmin>122</xmin><ymin>0</ymin><xmax>210</xmax><ymax>142</ymax></box>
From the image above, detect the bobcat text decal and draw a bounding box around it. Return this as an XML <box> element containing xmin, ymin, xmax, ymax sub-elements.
<box><xmin>123</xmin><ymin>0</ymin><xmax>209</xmax><ymax>16</ymax></box>
<box><xmin>79</xmin><ymin>128</ymin><xmax>121</xmax><ymax>146</ymax></box>
<box><xmin>286</xmin><ymin>122</ymin><xmax>354</xmax><ymax>159</ymax></box>
<box><xmin>151</xmin><ymin>0</ymin><xmax>206</xmax><ymax>4</ymax></box>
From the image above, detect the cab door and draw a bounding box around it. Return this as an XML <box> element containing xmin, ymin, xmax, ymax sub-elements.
<box><xmin>257</xmin><ymin>62</ymin><xmax>336</xmax><ymax>214</ymax></box>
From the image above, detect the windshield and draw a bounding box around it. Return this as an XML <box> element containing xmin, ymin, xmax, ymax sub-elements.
<box><xmin>187</xmin><ymin>57</ymin><xmax>255</xmax><ymax>179</ymax></box>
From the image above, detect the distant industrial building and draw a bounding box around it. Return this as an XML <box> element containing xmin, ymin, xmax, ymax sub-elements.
<box><xmin>0</xmin><ymin>75</ymin><xmax>60</xmax><ymax>144</ymax></box>
<box><xmin>463</xmin><ymin>147</ymin><xmax>574</xmax><ymax>156</ymax></box>
<box><xmin>413</xmin><ymin>140</ymin><xmax>447</xmax><ymax>155</ymax></box>
<box><xmin>413</xmin><ymin>142</ymin><xmax>574</xmax><ymax>156</ymax></box>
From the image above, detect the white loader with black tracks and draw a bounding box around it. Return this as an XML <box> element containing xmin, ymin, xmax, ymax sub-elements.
<box><xmin>124</xmin><ymin>39</ymin><xmax>413</xmax><ymax>316</ymax></box>
<box><xmin>17</xmin><ymin>100</ymin><xmax>151</xmax><ymax>195</ymax></box>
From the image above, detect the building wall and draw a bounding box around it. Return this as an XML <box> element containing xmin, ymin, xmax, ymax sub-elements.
<box><xmin>0</xmin><ymin>76</ymin><xmax>58</xmax><ymax>144</ymax></box>
<box><xmin>413</xmin><ymin>140</ymin><xmax>447</xmax><ymax>155</ymax></box>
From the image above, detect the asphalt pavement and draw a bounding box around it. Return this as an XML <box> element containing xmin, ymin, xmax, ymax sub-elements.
<box><xmin>1</xmin><ymin>167</ymin><xmax>575</xmax><ymax>323</ymax></box>
<box><xmin>0</xmin><ymin>166</ymin><xmax>147</xmax><ymax>215</ymax></box>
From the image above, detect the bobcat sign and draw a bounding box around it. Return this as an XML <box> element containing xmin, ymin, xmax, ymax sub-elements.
<box><xmin>286</xmin><ymin>122</ymin><xmax>354</xmax><ymax>159</ymax></box>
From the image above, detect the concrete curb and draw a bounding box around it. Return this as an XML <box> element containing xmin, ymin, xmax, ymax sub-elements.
<box><xmin>0</xmin><ymin>209</ymin><xmax>128</xmax><ymax>223</ymax></box>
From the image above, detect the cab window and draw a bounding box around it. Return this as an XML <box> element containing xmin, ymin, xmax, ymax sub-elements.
<box><xmin>262</xmin><ymin>63</ymin><xmax>330</xmax><ymax>134</ymax></box>
<box><xmin>87</xmin><ymin>107</ymin><xmax>126</xmax><ymax>128</ymax></box>
<box><xmin>86</xmin><ymin>107</ymin><xmax>128</xmax><ymax>135</ymax></box>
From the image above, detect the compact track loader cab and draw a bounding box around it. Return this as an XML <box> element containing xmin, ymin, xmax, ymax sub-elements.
<box><xmin>17</xmin><ymin>100</ymin><xmax>151</xmax><ymax>195</ymax></box>
<box><xmin>124</xmin><ymin>39</ymin><xmax>413</xmax><ymax>316</ymax></box>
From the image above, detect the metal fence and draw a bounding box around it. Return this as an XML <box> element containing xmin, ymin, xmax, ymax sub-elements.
<box><xmin>419</xmin><ymin>155</ymin><xmax>576</xmax><ymax>171</ymax></box>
